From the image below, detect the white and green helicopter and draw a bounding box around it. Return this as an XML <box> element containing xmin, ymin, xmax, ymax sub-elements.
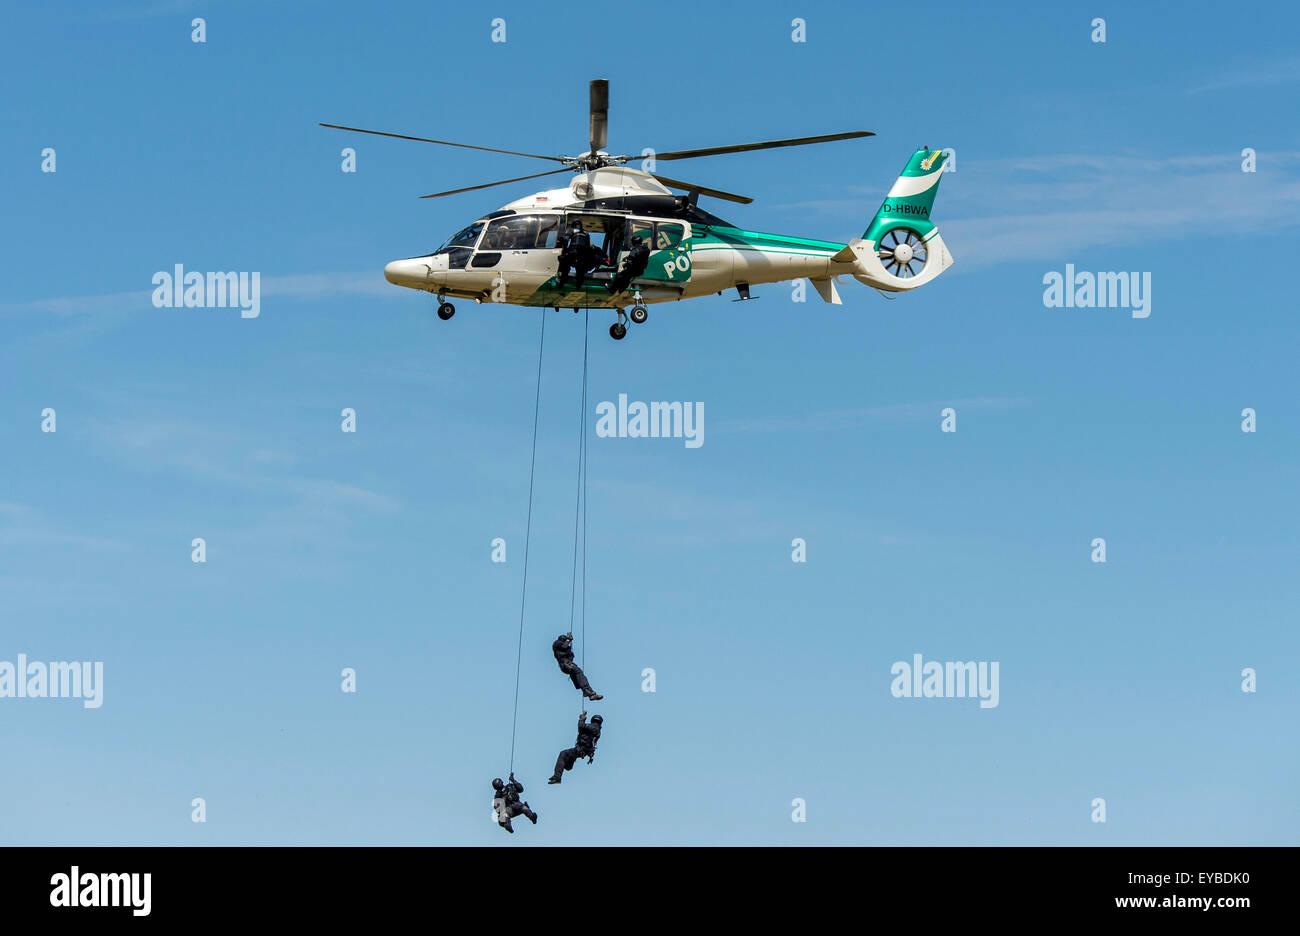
<box><xmin>323</xmin><ymin>80</ymin><xmax>953</xmax><ymax>341</ymax></box>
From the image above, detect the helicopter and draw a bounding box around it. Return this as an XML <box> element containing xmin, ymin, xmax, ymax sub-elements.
<box><xmin>322</xmin><ymin>80</ymin><xmax>953</xmax><ymax>341</ymax></box>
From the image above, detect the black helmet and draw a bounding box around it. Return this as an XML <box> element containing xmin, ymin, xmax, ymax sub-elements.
<box><xmin>590</xmin><ymin>714</ymin><xmax>603</xmax><ymax>724</ymax></box>
<box><xmin>492</xmin><ymin>778</ymin><xmax>504</xmax><ymax>790</ymax></box>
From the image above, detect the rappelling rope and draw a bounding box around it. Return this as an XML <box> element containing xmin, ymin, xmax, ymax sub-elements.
<box><xmin>580</xmin><ymin>312</ymin><xmax>588</xmax><ymax>678</ymax></box>
<box><xmin>567</xmin><ymin>311</ymin><xmax>590</xmax><ymax>710</ymax></box>
<box><xmin>508</xmin><ymin>309</ymin><xmax>546</xmax><ymax>773</ymax></box>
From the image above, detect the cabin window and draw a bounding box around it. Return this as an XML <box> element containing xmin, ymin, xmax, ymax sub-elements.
<box><xmin>628</xmin><ymin>221</ymin><xmax>654</xmax><ymax>249</ymax></box>
<box><xmin>654</xmin><ymin>222</ymin><xmax>685</xmax><ymax>250</ymax></box>
<box><xmin>533</xmin><ymin>215</ymin><xmax>560</xmax><ymax>248</ymax></box>
<box><xmin>482</xmin><ymin>214</ymin><xmax>562</xmax><ymax>250</ymax></box>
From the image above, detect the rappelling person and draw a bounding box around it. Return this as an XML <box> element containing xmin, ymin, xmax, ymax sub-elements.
<box><xmin>548</xmin><ymin>711</ymin><xmax>603</xmax><ymax>784</ymax></box>
<box><xmin>492</xmin><ymin>773</ymin><xmax>537</xmax><ymax>833</ymax></box>
<box><xmin>607</xmin><ymin>230</ymin><xmax>651</xmax><ymax>294</ymax></box>
<box><xmin>552</xmin><ymin>631</ymin><xmax>602</xmax><ymax>700</ymax></box>
<box><xmin>556</xmin><ymin>220</ymin><xmax>595</xmax><ymax>289</ymax></box>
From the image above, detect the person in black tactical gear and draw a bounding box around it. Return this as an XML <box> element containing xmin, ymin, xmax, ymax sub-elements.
<box><xmin>556</xmin><ymin>220</ymin><xmax>597</xmax><ymax>289</ymax></box>
<box><xmin>492</xmin><ymin>772</ymin><xmax>537</xmax><ymax>833</ymax></box>
<box><xmin>548</xmin><ymin>712</ymin><xmax>603</xmax><ymax>784</ymax></box>
<box><xmin>607</xmin><ymin>233</ymin><xmax>651</xmax><ymax>294</ymax></box>
<box><xmin>552</xmin><ymin>632</ymin><xmax>602</xmax><ymax>700</ymax></box>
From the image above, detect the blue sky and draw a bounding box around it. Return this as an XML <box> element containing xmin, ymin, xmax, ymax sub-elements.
<box><xmin>2</xmin><ymin>0</ymin><xmax>1297</xmax><ymax>845</ymax></box>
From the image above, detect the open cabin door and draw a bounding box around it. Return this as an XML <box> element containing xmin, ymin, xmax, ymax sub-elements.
<box><xmin>638</xmin><ymin>221</ymin><xmax>692</xmax><ymax>286</ymax></box>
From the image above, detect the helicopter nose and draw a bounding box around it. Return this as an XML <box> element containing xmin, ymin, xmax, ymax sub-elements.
<box><xmin>384</xmin><ymin>258</ymin><xmax>430</xmax><ymax>288</ymax></box>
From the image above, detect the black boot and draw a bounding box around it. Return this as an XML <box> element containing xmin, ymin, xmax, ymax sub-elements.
<box><xmin>548</xmin><ymin>775</ymin><xmax>561</xmax><ymax>784</ymax></box>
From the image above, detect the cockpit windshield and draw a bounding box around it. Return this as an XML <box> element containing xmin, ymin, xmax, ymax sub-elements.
<box><xmin>436</xmin><ymin>222</ymin><xmax>484</xmax><ymax>254</ymax></box>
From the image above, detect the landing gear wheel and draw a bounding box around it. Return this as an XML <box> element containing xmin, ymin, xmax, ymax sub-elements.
<box><xmin>629</xmin><ymin>305</ymin><xmax>648</xmax><ymax>324</ymax></box>
<box><xmin>609</xmin><ymin>322</ymin><xmax>627</xmax><ymax>340</ymax></box>
<box><xmin>437</xmin><ymin>302</ymin><xmax>455</xmax><ymax>320</ymax></box>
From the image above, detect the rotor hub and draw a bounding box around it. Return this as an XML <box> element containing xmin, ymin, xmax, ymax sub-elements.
<box><xmin>565</xmin><ymin>151</ymin><xmax>627</xmax><ymax>171</ymax></box>
<box><xmin>893</xmin><ymin>242</ymin><xmax>914</xmax><ymax>264</ymax></box>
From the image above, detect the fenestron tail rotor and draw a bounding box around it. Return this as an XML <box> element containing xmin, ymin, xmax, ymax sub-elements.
<box><xmin>320</xmin><ymin>79</ymin><xmax>873</xmax><ymax>203</ymax></box>
<box><xmin>877</xmin><ymin>228</ymin><xmax>928</xmax><ymax>278</ymax></box>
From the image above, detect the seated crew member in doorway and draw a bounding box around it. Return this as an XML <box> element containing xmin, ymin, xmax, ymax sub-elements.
<box><xmin>556</xmin><ymin>220</ymin><xmax>592</xmax><ymax>289</ymax></box>
<box><xmin>492</xmin><ymin>773</ymin><xmax>537</xmax><ymax>833</ymax></box>
<box><xmin>548</xmin><ymin>712</ymin><xmax>603</xmax><ymax>784</ymax></box>
<box><xmin>574</xmin><ymin>235</ymin><xmax>605</xmax><ymax>289</ymax></box>
<box><xmin>552</xmin><ymin>632</ymin><xmax>602</xmax><ymax>700</ymax></box>
<box><xmin>607</xmin><ymin>233</ymin><xmax>651</xmax><ymax>294</ymax></box>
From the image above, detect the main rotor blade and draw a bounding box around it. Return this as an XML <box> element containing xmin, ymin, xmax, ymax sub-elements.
<box><xmin>419</xmin><ymin>168</ymin><xmax>573</xmax><ymax>199</ymax></box>
<box><xmin>319</xmin><ymin>123</ymin><xmax>564</xmax><ymax>162</ymax></box>
<box><xmin>653</xmin><ymin>130</ymin><xmax>874</xmax><ymax>162</ymax></box>
<box><xmin>651</xmin><ymin>174</ymin><xmax>754</xmax><ymax>205</ymax></box>
<box><xmin>589</xmin><ymin>79</ymin><xmax>609</xmax><ymax>154</ymax></box>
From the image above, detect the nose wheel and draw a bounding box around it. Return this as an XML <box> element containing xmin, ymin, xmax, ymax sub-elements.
<box><xmin>435</xmin><ymin>293</ymin><xmax>455</xmax><ymax>320</ymax></box>
<box><xmin>629</xmin><ymin>305</ymin><xmax>648</xmax><ymax>324</ymax></box>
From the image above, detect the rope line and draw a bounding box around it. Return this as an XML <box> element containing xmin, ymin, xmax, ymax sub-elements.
<box><xmin>567</xmin><ymin>330</ymin><xmax>584</xmax><ymax>638</ymax></box>
<box><xmin>567</xmin><ymin>311</ymin><xmax>591</xmax><ymax>710</ymax></box>
<box><xmin>580</xmin><ymin>310</ymin><xmax>589</xmax><ymax>677</ymax></box>
<box><xmin>508</xmin><ymin>309</ymin><xmax>546</xmax><ymax>772</ymax></box>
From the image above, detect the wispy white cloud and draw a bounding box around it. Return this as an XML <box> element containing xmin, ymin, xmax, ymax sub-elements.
<box><xmin>0</xmin><ymin>502</ymin><xmax>130</xmax><ymax>552</ymax></box>
<box><xmin>941</xmin><ymin>152</ymin><xmax>1300</xmax><ymax>271</ymax></box>
<box><xmin>87</xmin><ymin>416</ymin><xmax>400</xmax><ymax>514</ymax></box>
<box><xmin>716</xmin><ymin>396</ymin><xmax>1029</xmax><ymax>435</ymax></box>
<box><xmin>0</xmin><ymin>270</ymin><xmax>395</xmax><ymax>321</ymax></box>
<box><xmin>774</xmin><ymin>151</ymin><xmax>1300</xmax><ymax>273</ymax></box>
<box><xmin>97</xmin><ymin>0</ymin><xmax>209</xmax><ymax>21</ymax></box>
<box><xmin>257</xmin><ymin>271</ymin><xmax>392</xmax><ymax>301</ymax></box>
<box><xmin>1189</xmin><ymin>58</ymin><xmax>1300</xmax><ymax>94</ymax></box>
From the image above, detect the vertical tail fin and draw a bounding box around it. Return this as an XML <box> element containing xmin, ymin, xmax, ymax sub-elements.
<box><xmin>850</xmin><ymin>147</ymin><xmax>954</xmax><ymax>291</ymax></box>
<box><xmin>864</xmin><ymin>147</ymin><xmax>947</xmax><ymax>242</ymax></box>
